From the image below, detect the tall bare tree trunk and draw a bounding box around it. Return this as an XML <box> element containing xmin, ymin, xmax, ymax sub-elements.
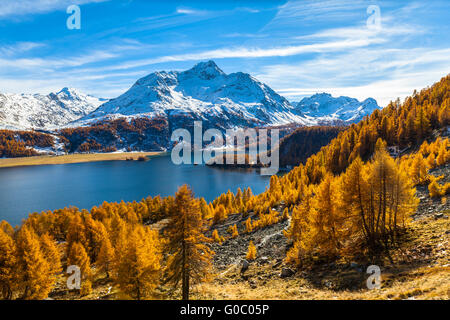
<box><xmin>181</xmin><ymin>240</ymin><xmax>189</xmax><ymax>300</ymax></box>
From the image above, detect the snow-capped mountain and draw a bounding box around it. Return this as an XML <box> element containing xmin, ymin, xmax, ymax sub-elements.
<box><xmin>296</xmin><ymin>93</ymin><xmax>381</xmax><ymax>123</ymax></box>
<box><xmin>75</xmin><ymin>61</ymin><xmax>309</xmax><ymax>129</ymax></box>
<box><xmin>0</xmin><ymin>87</ymin><xmax>105</xmax><ymax>130</ymax></box>
<box><xmin>0</xmin><ymin>62</ymin><xmax>383</xmax><ymax>154</ymax></box>
<box><xmin>0</xmin><ymin>61</ymin><xmax>381</xmax><ymax>137</ymax></box>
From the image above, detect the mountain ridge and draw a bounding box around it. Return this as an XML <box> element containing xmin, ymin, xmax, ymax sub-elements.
<box><xmin>296</xmin><ymin>92</ymin><xmax>381</xmax><ymax>123</ymax></box>
<box><xmin>0</xmin><ymin>87</ymin><xmax>105</xmax><ymax>130</ymax></box>
<box><xmin>0</xmin><ymin>61</ymin><xmax>380</xmax><ymax>132</ymax></box>
<box><xmin>74</xmin><ymin>60</ymin><xmax>309</xmax><ymax>129</ymax></box>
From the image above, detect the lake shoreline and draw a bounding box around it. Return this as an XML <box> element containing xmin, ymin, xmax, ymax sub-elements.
<box><xmin>0</xmin><ymin>151</ymin><xmax>167</xmax><ymax>168</ymax></box>
<box><xmin>0</xmin><ymin>154</ymin><xmax>269</xmax><ymax>226</ymax></box>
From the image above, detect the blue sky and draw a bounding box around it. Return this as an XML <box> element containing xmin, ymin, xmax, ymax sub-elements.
<box><xmin>0</xmin><ymin>0</ymin><xmax>449</xmax><ymax>106</ymax></box>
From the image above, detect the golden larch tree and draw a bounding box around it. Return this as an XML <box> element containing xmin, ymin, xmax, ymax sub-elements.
<box><xmin>164</xmin><ymin>185</ymin><xmax>214</xmax><ymax>300</ymax></box>
<box><xmin>39</xmin><ymin>233</ymin><xmax>62</xmax><ymax>278</ymax></box>
<box><xmin>114</xmin><ymin>225</ymin><xmax>161</xmax><ymax>300</ymax></box>
<box><xmin>246</xmin><ymin>241</ymin><xmax>257</xmax><ymax>261</ymax></box>
<box><xmin>97</xmin><ymin>236</ymin><xmax>115</xmax><ymax>278</ymax></box>
<box><xmin>67</xmin><ymin>241</ymin><xmax>91</xmax><ymax>281</ymax></box>
<box><xmin>15</xmin><ymin>227</ymin><xmax>53</xmax><ymax>299</ymax></box>
<box><xmin>0</xmin><ymin>228</ymin><xmax>16</xmax><ymax>299</ymax></box>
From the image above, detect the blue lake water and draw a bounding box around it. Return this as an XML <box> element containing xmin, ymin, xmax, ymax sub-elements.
<box><xmin>0</xmin><ymin>155</ymin><xmax>270</xmax><ymax>226</ymax></box>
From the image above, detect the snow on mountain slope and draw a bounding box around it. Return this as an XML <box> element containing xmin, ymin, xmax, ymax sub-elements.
<box><xmin>296</xmin><ymin>93</ymin><xmax>381</xmax><ymax>123</ymax></box>
<box><xmin>0</xmin><ymin>61</ymin><xmax>381</xmax><ymax>134</ymax></box>
<box><xmin>0</xmin><ymin>87</ymin><xmax>105</xmax><ymax>130</ymax></box>
<box><xmin>76</xmin><ymin>61</ymin><xmax>311</xmax><ymax>128</ymax></box>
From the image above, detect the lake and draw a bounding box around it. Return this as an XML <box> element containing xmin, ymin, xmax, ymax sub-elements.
<box><xmin>0</xmin><ymin>155</ymin><xmax>270</xmax><ymax>226</ymax></box>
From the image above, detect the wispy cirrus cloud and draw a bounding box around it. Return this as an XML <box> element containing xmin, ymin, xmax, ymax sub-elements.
<box><xmin>0</xmin><ymin>0</ymin><xmax>109</xmax><ymax>19</ymax></box>
<box><xmin>175</xmin><ymin>7</ymin><xmax>209</xmax><ymax>15</ymax></box>
<box><xmin>262</xmin><ymin>0</ymin><xmax>369</xmax><ymax>33</ymax></box>
<box><xmin>80</xmin><ymin>37</ymin><xmax>385</xmax><ymax>72</ymax></box>
<box><xmin>0</xmin><ymin>50</ymin><xmax>118</xmax><ymax>70</ymax></box>
<box><xmin>0</xmin><ymin>38</ymin><xmax>157</xmax><ymax>72</ymax></box>
<box><xmin>276</xmin><ymin>70</ymin><xmax>449</xmax><ymax>107</ymax></box>
<box><xmin>0</xmin><ymin>41</ymin><xmax>45</xmax><ymax>56</ymax></box>
<box><xmin>262</xmin><ymin>47</ymin><xmax>450</xmax><ymax>106</ymax></box>
<box><xmin>251</xmin><ymin>0</ymin><xmax>450</xmax><ymax>106</ymax></box>
<box><xmin>0</xmin><ymin>0</ymin><xmax>448</xmax><ymax>107</ymax></box>
<box><xmin>176</xmin><ymin>6</ymin><xmax>260</xmax><ymax>15</ymax></box>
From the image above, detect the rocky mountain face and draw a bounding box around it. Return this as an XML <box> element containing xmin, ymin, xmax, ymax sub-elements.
<box><xmin>0</xmin><ymin>87</ymin><xmax>105</xmax><ymax>130</ymax></box>
<box><xmin>296</xmin><ymin>93</ymin><xmax>381</xmax><ymax>123</ymax></box>
<box><xmin>74</xmin><ymin>60</ymin><xmax>310</xmax><ymax>130</ymax></box>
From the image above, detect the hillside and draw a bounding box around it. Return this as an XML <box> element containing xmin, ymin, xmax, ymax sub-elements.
<box><xmin>278</xmin><ymin>126</ymin><xmax>345</xmax><ymax>167</ymax></box>
<box><xmin>197</xmin><ymin>164</ymin><xmax>449</xmax><ymax>299</ymax></box>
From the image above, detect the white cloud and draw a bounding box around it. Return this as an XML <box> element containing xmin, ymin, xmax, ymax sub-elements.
<box><xmin>83</xmin><ymin>37</ymin><xmax>384</xmax><ymax>73</ymax></box>
<box><xmin>0</xmin><ymin>0</ymin><xmax>109</xmax><ymax>19</ymax></box>
<box><xmin>262</xmin><ymin>0</ymin><xmax>368</xmax><ymax>33</ymax></box>
<box><xmin>277</xmin><ymin>69</ymin><xmax>450</xmax><ymax>107</ymax></box>
<box><xmin>175</xmin><ymin>8</ymin><xmax>207</xmax><ymax>15</ymax></box>
<box><xmin>252</xmin><ymin>4</ymin><xmax>450</xmax><ymax>107</ymax></box>
<box><xmin>274</xmin><ymin>62</ymin><xmax>450</xmax><ymax>107</ymax></box>
<box><xmin>0</xmin><ymin>50</ymin><xmax>118</xmax><ymax>70</ymax></box>
<box><xmin>0</xmin><ymin>42</ymin><xmax>45</xmax><ymax>56</ymax></box>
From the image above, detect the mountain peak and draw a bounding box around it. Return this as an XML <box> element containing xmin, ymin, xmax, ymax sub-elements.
<box><xmin>185</xmin><ymin>60</ymin><xmax>225</xmax><ymax>79</ymax></box>
<box><xmin>56</xmin><ymin>87</ymin><xmax>81</xmax><ymax>98</ymax></box>
<box><xmin>311</xmin><ymin>92</ymin><xmax>332</xmax><ymax>98</ymax></box>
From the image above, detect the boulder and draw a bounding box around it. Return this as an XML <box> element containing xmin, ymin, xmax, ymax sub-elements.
<box><xmin>272</xmin><ymin>261</ymin><xmax>282</xmax><ymax>269</ymax></box>
<box><xmin>434</xmin><ymin>213</ymin><xmax>444</xmax><ymax>219</ymax></box>
<box><xmin>259</xmin><ymin>256</ymin><xmax>269</xmax><ymax>264</ymax></box>
<box><xmin>241</xmin><ymin>259</ymin><xmax>249</xmax><ymax>274</ymax></box>
<box><xmin>280</xmin><ymin>267</ymin><xmax>295</xmax><ymax>278</ymax></box>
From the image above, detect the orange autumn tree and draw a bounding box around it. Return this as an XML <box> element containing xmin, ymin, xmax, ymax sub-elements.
<box><xmin>364</xmin><ymin>140</ymin><xmax>418</xmax><ymax>244</ymax></box>
<box><xmin>246</xmin><ymin>241</ymin><xmax>257</xmax><ymax>261</ymax></box>
<box><xmin>286</xmin><ymin>139</ymin><xmax>419</xmax><ymax>265</ymax></box>
<box><xmin>211</xmin><ymin>229</ymin><xmax>223</xmax><ymax>244</ymax></box>
<box><xmin>15</xmin><ymin>227</ymin><xmax>54</xmax><ymax>299</ymax></box>
<box><xmin>97</xmin><ymin>236</ymin><xmax>115</xmax><ymax>278</ymax></box>
<box><xmin>302</xmin><ymin>174</ymin><xmax>344</xmax><ymax>260</ymax></box>
<box><xmin>39</xmin><ymin>233</ymin><xmax>62</xmax><ymax>280</ymax></box>
<box><xmin>0</xmin><ymin>228</ymin><xmax>16</xmax><ymax>300</ymax></box>
<box><xmin>114</xmin><ymin>225</ymin><xmax>161</xmax><ymax>300</ymax></box>
<box><xmin>67</xmin><ymin>241</ymin><xmax>91</xmax><ymax>282</ymax></box>
<box><xmin>409</xmin><ymin>153</ymin><xmax>429</xmax><ymax>185</ymax></box>
<box><xmin>164</xmin><ymin>185</ymin><xmax>214</xmax><ymax>300</ymax></box>
<box><xmin>340</xmin><ymin>140</ymin><xmax>418</xmax><ymax>251</ymax></box>
<box><xmin>230</xmin><ymin>224</ymin><xmax>239</xmax><ymax>238</ymax></box>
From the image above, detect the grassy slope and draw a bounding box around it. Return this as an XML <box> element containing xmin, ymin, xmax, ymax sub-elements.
<box><xmin>195</xmin><ymin>211</ymin><xmax>449</xmax><ymax>300</ymax></box>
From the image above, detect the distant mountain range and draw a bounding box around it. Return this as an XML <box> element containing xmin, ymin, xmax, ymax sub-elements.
<box><xmin>295</xmin><ymin>93</ymin><xmax>380</xmax><ymax>124</ymax></box>
<box><xmin>0</xmin><ymin>87</ymin><xmax>105</xmax><ymax>130</ymax></box>
<box><xmin>0</xmin><ymin>61</ymin><xmax>381</xmax><ymax>131</ymax></box>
